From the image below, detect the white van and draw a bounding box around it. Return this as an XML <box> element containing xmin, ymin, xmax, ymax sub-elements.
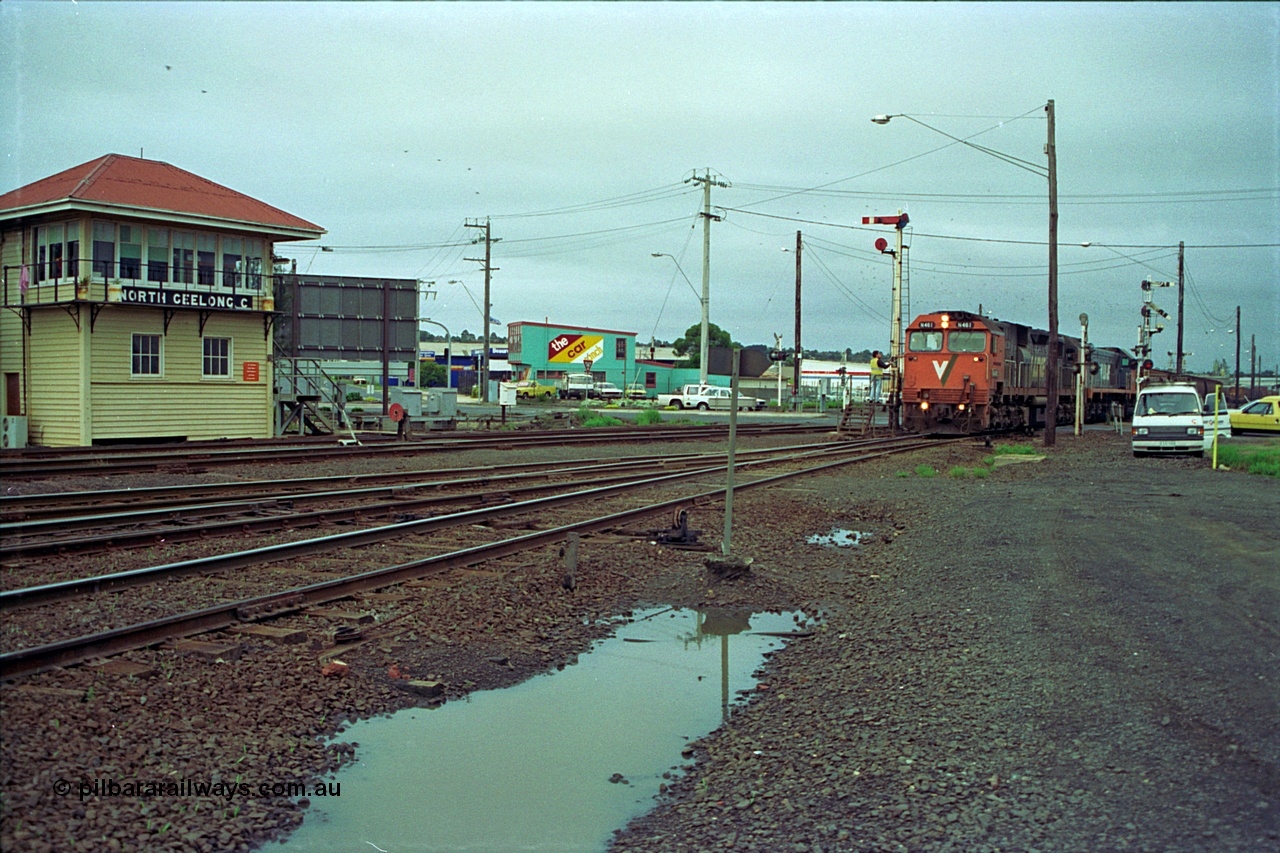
<box><xmin>1199</xmin><ymin>386</ymin><xmax>1232</xmax><ymax>448</ymax></box>
<box><xmin>1132</xmin><ymin>382</ymin><xmax>1206</xmax><ymax>457</ymax></box>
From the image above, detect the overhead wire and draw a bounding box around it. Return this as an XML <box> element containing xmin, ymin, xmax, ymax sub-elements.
<box><xmin>803</xmin><ymin>243</ymin><xmax>890</xmax><ymax>323</ymax></box>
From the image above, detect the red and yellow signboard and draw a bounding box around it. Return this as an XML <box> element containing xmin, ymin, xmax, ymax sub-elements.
<box><xmin>548</xmin><ymin>334</ymin><xmax>604</xmax><ymax>365</ymax></box>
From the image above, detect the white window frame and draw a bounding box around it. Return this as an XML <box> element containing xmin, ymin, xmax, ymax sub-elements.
<box><xmin>202</xmin><ymin>336</ymin><xmax>232</xmax><ymax>379</ymax></box>
<box><xmin>131</xmin><ymin>333</ymin><xmax>163</xmax><ymax>378</ymax></box>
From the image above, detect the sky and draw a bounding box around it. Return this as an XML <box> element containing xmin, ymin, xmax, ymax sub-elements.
<box><xmin>4</xmin><ymin>1</ymin><xmax>1277</xmax><ymax>373</ymax></box>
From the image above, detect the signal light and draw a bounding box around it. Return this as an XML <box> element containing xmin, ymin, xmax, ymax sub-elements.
<box><xmin>768</xmin><ymin>350</ymin><xmax>788</xmax><ymax>362</ymax></box>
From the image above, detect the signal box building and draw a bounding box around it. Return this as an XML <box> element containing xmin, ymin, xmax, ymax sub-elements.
<box><xmin>0</xmin><ymin>155</ymin><xmax>324</xmax><ymax>446</ymax></box>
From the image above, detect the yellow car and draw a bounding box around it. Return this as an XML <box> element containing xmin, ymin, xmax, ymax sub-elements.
<box><xmin>1229</xmin><ymin>395</ymin><xmax>1280</xmax><ymax>434</ymax></box>
<box><xmin>513</xmin><ymin>379</ymin><xmax>557</xmax><ymax>400</ymax></box>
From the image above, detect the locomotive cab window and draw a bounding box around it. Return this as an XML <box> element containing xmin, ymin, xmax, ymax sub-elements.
<box><xmin>908</xmin><ymin>330</ymin><xmax>943</xmax><ymax>352</ymax></box>
<box><xmin>948</xmin><ymin>331</ymin><xmax>986</xmax><ymax>353</ymax></box>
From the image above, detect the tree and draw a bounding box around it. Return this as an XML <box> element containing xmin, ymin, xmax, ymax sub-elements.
<box><xmin>418</xmin><ymin>361</ymin><xmax>448</xmax><ymax>387</ymax></box>
<box><xmin>671</xmin><ymin>322</ymin><xmax>732</xmax><ymax>368</ymax></box>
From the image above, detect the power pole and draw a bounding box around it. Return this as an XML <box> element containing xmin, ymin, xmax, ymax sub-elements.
<box><xmin>1228</xmin><ymin>302</ymin><xmax>1239</xmax><ymax>402</ymax></box>
<box><xmin>689</xmin><ymin>170</ymin><xmax>729</xmax><ymax>385</ymax></box>
<box><xmin>793</xmin><ymin>230</ymin><xmax>803</xmax><ymax>410</ymax></box>
<box><xmin>1175</xmin><ymin>241</ymin><xmax>1185</xmax><ymax>375</ymax></box>
<box><xmin>1251</xmin><ymin>334</ymin><xmax>1257</xmax><ymax>395</ymax></box>
<box><xmin>1045</xmin><ymin>99</ymin><xmax>1059</xmax><ymax>447</ymax></box>
<box><xmin>464</xmin><ymin>219</ymin><xmax>499</xmax><ymax>402</ymax></box>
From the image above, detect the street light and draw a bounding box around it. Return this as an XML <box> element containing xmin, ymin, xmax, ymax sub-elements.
<box><xmin>652</xmin><ymin>252</ymin><xmax>709</xmax><ymax>384</ymax></box>
<box><xmin>874</xmin><ymin>104</ymin><xmax>1060</xmax><ymax>445</ymax></box>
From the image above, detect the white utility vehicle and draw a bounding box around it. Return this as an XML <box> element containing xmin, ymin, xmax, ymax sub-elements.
<box><xmin>1132</xmin><ymin>382</ymin><xmax>1208</xmax><ymax>457</ymax></box>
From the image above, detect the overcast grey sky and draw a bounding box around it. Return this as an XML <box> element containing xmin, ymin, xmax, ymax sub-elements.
<box><xmin>4</xmin><ymin>1</ymin><xmax>1277</xmax><ymax>371</ymax></box>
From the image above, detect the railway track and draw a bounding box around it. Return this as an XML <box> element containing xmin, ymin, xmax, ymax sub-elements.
<box><xmin>0</xmin><ymin>439</ymin><xmax>867</xmax><ymax>559</ymax></box>
<box><xmin>0</xmin><ymin>434</ymin><xmax>946</xmax><ymax>680</ymax></box>
<box><xmin>0</xmin><ymin>421</ymin><xmax>829</xmax><ymax>479</ymax></box>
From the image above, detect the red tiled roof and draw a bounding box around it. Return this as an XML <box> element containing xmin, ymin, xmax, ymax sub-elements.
<box><xmin>0</xmin><ymin>154</ymin><xmax>324</xmax><ymax>237</ymax></box>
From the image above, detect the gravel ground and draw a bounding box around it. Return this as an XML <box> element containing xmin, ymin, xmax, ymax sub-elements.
<box><xmin>2</xmin><ymin>430</ymin><xmax>1277</xmax><ymax>852</ymax></box>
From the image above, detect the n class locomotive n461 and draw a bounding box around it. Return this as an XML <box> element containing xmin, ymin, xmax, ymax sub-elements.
<box><xmin>899</xmin><ymin>310</ymin><xmax>1139</xmax><ymax>434</ymax></box>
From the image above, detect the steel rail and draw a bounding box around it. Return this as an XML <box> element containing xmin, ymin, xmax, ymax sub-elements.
<box><xmin>0</xmin><ymin>439</ymin><xmax>876</xmax><ymax>552</ymax></box>
<box><xmin>0</xmin><ymin>437</ymin><xmax>935</xmax><ymax>611</ymax></box>
<box><xmin>0</xmin><ymin>437</ymin><xmax>940</xmax><ymax>680</ymax></box>
<box><xmin>0</xmin><ymin>444</ymin><xmax>857</xmax><ymax>557</ymax></box>
<box><xmin>0</xmin><ymin>423</ymin><xmax>830</xmax><ymax>478</ymax></box>
<box><xmin>0</xmin><ymin>437</ymin><xmax>863</xmax><ymax>519</ymax></box>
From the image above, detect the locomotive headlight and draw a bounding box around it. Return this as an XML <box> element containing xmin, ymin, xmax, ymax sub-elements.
<box><xmin>958</xmin><ymin>403</ymin><xmax>966</xmax><ymax>411</ymax></box>
<box><xmin>920</xmin><ymin>401</ymin><xmax>930</xmax><ymax>411</ymax></box>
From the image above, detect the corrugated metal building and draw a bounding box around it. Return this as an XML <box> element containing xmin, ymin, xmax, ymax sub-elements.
<box><xmin>0</xmin><ymin>155</ymin><xmax>324</xmax><ymax>446</ymax></box>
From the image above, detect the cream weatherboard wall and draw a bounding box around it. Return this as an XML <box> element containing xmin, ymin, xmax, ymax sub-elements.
<box><xmin>24</xmin><ymin>308</ymin><xmax>90</xmax><ymax>446</ymax></box>
<box><xmin>87</xmin><ymin>308</ymin><xmax>272</xmax><ymax>442</ymax></box>
<box><xmin>1</xmin><ymin>229</ymin><xmax>26</xmax><ymax>419</ymax></box>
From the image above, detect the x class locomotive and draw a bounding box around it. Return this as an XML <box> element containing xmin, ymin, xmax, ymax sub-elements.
<box><xmin>900</xmin><ymin>310</ymin><xmax>1137</xmax><ymax>434</ymax></box>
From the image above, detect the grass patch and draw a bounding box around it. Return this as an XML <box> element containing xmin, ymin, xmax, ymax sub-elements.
<box><xmin>636</xmin><ymin>408</ymin><xmax>664</xmax><ymax>426</ymax></box>
<box><xmin>582</xmin><ymin>415</ymin><xmax>624</xmax><ymax>428</ymax></box>
<box><xmin>993</xmin><ymin>442</ymin><xmax>1041</xmax><ymax>456</ymax></box>
<box><xmin>948</xmin><ymin>466</ymin><xmax>974</xmax><ymax>479</ymax></box>
<box><xmin>1216</xmin><ymin>439</ymin><xmax>1280</xmax><ymax>477</ymax></box>
<box><xmin>913</xmin><ymin>464</ymin><xmax>938</xmax><ymax>478</ymax></box>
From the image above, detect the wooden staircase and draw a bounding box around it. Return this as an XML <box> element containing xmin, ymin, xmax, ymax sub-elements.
<box><xmin>838</xmin><ymin>400</ymin><xmax>887</xmax><ymax>437</ymax></box>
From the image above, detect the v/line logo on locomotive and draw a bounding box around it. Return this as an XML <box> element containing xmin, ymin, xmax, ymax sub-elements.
<box><xmin>900</xmin><ymin>310</ymin><xmax>1140</xmax><ymax>435</ymax></box>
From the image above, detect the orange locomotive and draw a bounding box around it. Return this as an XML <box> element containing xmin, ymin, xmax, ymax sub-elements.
<box><xmin>899</xmin><ymin>310</ymin><xmax>1137</xmax><ymax>434</ymax></box>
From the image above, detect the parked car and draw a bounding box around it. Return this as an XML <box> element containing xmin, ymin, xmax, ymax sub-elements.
<box><xmin>657</xmin><ymin>384</ymin><xmax>765</xmax><ymax>411</ymax></box>
<box><xmin>1230</xmin><ymin>395</ymin><xmax>1280</xmax><ymax>434</ymax></box>
<box><xmin>557</xmin><ymin>374</ymin><xmax>595</xmax><ymax>400</ymax></box>
<box><xmin>512</xmin><ymin>379</ymin><xmax>556</xmax><ymax>399</ymax></box>
<box><xmin>624</xmin><ymin>382</ymin><xmax>649</xmax><ymax>400</ymax></box>
<box><xmin>593</xmin><ymin>382</ymin><xmax>623</xmax><ymax>401</ymax></box>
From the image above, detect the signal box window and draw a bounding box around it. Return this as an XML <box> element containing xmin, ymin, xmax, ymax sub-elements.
<box><xmin>131</xmin><ymin>334</ymin><xmax>162</xmax><ymax>376</ymax></box>
<box><xmin>203</xmin><ymin>337</ymin><xmax>231</xmax><ymax>378</ymax></box>
<box><xmin>908</xmin><ymin>330</ymin><xmax>943</xmax><ymax>352</ymax></box>
<box><xmin>949</xmin><ymin>331</ymin><xmax>986</xmax><ymax>353</ymax></box>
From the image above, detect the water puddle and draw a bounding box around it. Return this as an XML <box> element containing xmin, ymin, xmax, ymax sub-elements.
<box><xmin>807</xmin><ymin>527</ymin><xmax>867</xmax><ymax>547</ymax></box>
<box><xmin>276</xmin><ymin>607</ymin><xmax>809</xmax><ymax>853</ymax></box>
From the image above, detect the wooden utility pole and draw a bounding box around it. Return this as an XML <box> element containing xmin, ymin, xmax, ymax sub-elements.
<box><xmin>689</xmin><ymin>170</ymin><xmax>728</xmax><ymax>386</ymax></box>
<box><xmin>1044</xmin><ymin>99</ymin><xmax>1059</xmax><ymax>447</ymax></box>
<box><xmin>464</xmin><ymin>219</ymin><xmax>498</xmax><ymax>402</ymax></box>
<box><xmin>793</xmin><ymin>231</ymin><xmax>802</xmax><ymax>409</ymax></box>
<box><xmin>1175</xmin><ymin>241</ymin><xmax>1186</xmax><ymax>375</ymax></box>
<box><xmin>1235</xmin><ymin>305</ymin><xmax>1241</xmax><ymax>403</ymax></box>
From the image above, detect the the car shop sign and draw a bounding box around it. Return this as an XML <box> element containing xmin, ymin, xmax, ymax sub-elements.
<box><xmin>119</xmin><ymin>286</ymin><xmax>254</xmax><ymax>310</ymax></box>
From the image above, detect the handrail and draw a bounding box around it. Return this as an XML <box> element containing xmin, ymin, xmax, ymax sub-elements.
<box><xmin>1</xmin><ymin>261</ymin><xmax>268</xmax><ymax>309</ymax></box>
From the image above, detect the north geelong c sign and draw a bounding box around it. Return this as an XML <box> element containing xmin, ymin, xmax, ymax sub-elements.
<box><xmin>119</xmin><ymin>287</ymin><xmax>255</xmax><ymax>310</ymax></box>
<box><xmin>548</xmin><ymin>333</ymin><xmax>604</xmax><ymax>365</ymax></box>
